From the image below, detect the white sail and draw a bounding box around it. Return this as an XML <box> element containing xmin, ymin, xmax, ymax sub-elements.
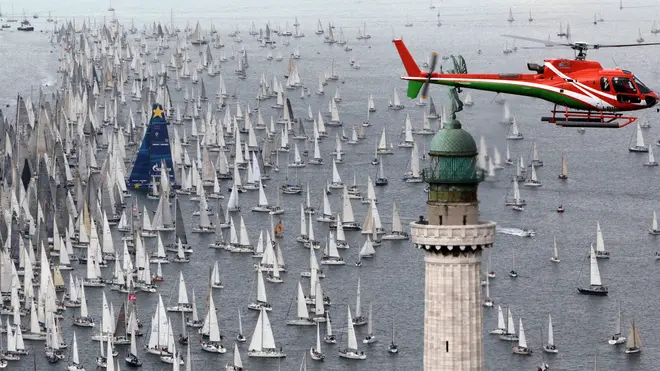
<box><xmin>248</xmin><ymin>308</ymin><xmax>277</xmax><ymax>351</ymax></box>
<box><xmin>518</xmin><ymin>318</ymin><xmax>527</xmax><ymax>348</ymax></box>
<box><xmin>595</xmin><ymin>222</ymin><xmax>606</xmax><ymax>253</ymax></box>
<box><xmin>589</xmin><ymin>244</ymin><xmax>602</xmax><ymax>286</ymax></box>
<box><xmin>177</xmin><ymin>272</ymin><xmax>190</xmax><ymax>304</ymax></box>
<box><xmin>256</xmin><ymin>270</ymin><xmax>268</xmax><ymax>303</ymax></box>
<box><xmin>346</xmin><ymin>307</ymin><xmax>359</xmax><ymax>350</ymax></box>
<box><xmin>497</xmin><ymin>305</ymin><xmax>506</xmax><ymax>329</ymax></box>
<box><xmin>547</xmin><ymin>314</ymin><xmax>554</xmax><ymax>346</ymax></box>
<box><xmin>296</xmin><ymin>282</ymin><xmax>309</xmax><ymax>319</ymax></box>
<box><xmin>342</xmin><ymin>187</ymin><xmax>356</xmax><ymax>223</ymax></box>
<box><xmin>208</xmin><ymin>292</ymin><xmax>221</xmax><ymax>342</ymax></box>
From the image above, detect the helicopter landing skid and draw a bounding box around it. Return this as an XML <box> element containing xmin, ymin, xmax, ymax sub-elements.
<box><xmin>542</xmin><ymin>107</ymin><xmax>637</xmax><ymax>128</ymax></box>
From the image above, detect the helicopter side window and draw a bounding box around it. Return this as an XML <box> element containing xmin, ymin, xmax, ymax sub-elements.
<box><xmin>611</xmin><ymin>77</ymin><xmax>637</xmax><ymax>94</ymax></box>
<box><xmin>600</xmin><ymin>77</ymin><xmax>610</xmax><ymax>92</ymax></box>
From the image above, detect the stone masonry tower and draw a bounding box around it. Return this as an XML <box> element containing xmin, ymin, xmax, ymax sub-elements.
<box><xmin>411</xmin><ymin>117</ymin><xmax>496</xmax><ymax>371</ymax></box>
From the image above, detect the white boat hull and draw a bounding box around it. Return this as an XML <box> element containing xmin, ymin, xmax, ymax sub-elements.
<box><xmin>166</xmin><ymin>305</ymin><xmax>193</xmax><ymax>313</ymax></box>
<box><xmin>247</xmin><ymin>349</ymin><xmax>286</xmax><ymax>358</ymax></box>
<box><xmin>201</xmin><ymin>343</ymin><xmax>227</xmax><ymax>353</ymax></box>
<box><xmin>338</xmin><ymin>349</ymin><xmax>366</xmax><ymax>360</ymax></box>
<box><xmin>287</xmin><ymin>318</ymin><xmax>316</xmax><ymax>326</ymax></box>
<box><xmin>382</xmin><ymin>233</ymin><xmax>409</xmax><ymax>240</ymax></box>
<box><xmin>609</xmin><ymin>336</ymin><xmax>626</xmax><ymax>345</ymax></box>
<box><xmin>543</xmin><ymin>345</ymin><xmax>558</xmax><ymax>354</ymax></box>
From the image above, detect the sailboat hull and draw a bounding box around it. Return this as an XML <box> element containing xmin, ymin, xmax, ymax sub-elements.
<box><xmin>577</xmin><ymin>286</ymin><xmax>608</xmax><ymax>296</ymax></box>
<box><xmin>310</xmin><ymin>348</ymin><xmax>325</xmax><ymax>361</ymax></box>
<box><xmin>608</xmin><ymin>336</ymin><xmax>626</xmax><ymax>345</ymax></box>
<box><xmin>382</xmin><ymin>232</ymin><xmax>409</xmax><ymax>240</ymax></box>
<box><xmin>543</xmin><ymin>345</ymin><xmax>558</xmax><ymax>354</ymax></box>
<box><xmin>201</xmin><ymin>343</ymin><xmax>227</xmax><ymax>353</ymax></box>
<box><xmin>287</xmin><ymin>318</ymin><xmax>316</xmax><ymax>326</ymax></box>
<box><xmin>512</xmin><ymin>346</ymin><xmax>532</xmax><ymax>355</ymax></box>
<box><xmin>338</xmin><ymin>349</ymin><xmax>367</xmax><ymax>360</ymax></box>
<box><xmin>247</xmin><ymin>350</ymin><xmax>286</xmax><ymax>358</ymax></box>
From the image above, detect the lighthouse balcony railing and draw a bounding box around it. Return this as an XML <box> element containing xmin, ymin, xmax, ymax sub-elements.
<box><xmin>410</xmin><ymin>220</ymin><xmax>496</xmax><ymax>248</ymax></box>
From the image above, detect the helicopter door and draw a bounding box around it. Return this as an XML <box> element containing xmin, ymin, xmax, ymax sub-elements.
<box><xmin>612</xmin><ymin>77</ymin><xmax>641</xmax><ymax>104</ymax></box>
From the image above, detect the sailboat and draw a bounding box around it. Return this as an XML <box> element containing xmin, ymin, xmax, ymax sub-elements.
<box><xmin>504</xmin><ymin>180</ymin><xmax>526</xmax><ymax>208</ymax></box>
<box><xmin>309</xmin><ymin>322</ymin><xmax>325</xmax><ymax>361</ymax></box>
<box><xmin>321</xmin><ymin>233</ymin><xmax>345</xmax><ymax>265</ymax></box>
<box><xmin>338</xmin><ymin>307</ymin><xmax>367</xmax><ymax>360</ymax></box>
<box><xmin>490</xmin><ymin>306</ymin><xmax>507</xmax><ymax>335</ymax></box>
<box><xmin>505</xmin><ymin>143</ymin><xmax>514</xmax><ymax>165</ymax></box>
<box><xmin>551</xmin><ymin>236</ymin><xmax>561</xmax><ymax>263</ymax></box>
<box><xmin>483</xmin><ymin>275</ymin><xmax>493</xmax><ymax>307</ymax></box>
<box><xmin>248</xmin><ymin>269</ymin><xmax>272</xmax><ymax>311</ymax></box>
<box><xmin>499</xmin><ymin>307</ymin><xmax>518</xmax><ymax>341</ymax></box>
<box><xmin>530</xmin><ymin>141</ymin><xmax>543</xmax><ymax>166</ymax></box>
<box><xmin>363</xmin><ymin>303</ymin><xmax>377</xmax><ymax>343</ymax></box>
<box><xmin>388</xmin><ymin>88</ymin><xmax>404</xmax><ymax>110</ymax></box>
<box><xmin>225</xmin><ymin>343</ymin><xmax>244</xmax><ymax>370</ymax></box>
<box><xmin>506</xmin><ymin>118</ymin><xmax>523</xmax><ymax>140</ymax></box>
<box><xmin>377</xmin><ymin>128</ymin><xmax>393</xmax><ymax>155</ymax></box>
<box><xmin>512</xmin><ymin>318</ymin><xmax>532</xmax><ymax>355</ymax></box>
<box><xmin>577</xmin><ymin>244</ymin><xmax>608</xmax><ymax>295</ymax></box>
<box><xmin>387</xmin><ymin>322</ymin><xmax>399</xmax><ymax>354</ymax></box>
<box><xmin>594</xmin><ymin>221</ymin><xmax>610</xmax><ymax>258</ymax></box>
<box><xmin>507</xmin><ymin>7</ymin><xmax>515</xmax><ymax>22</ymax></box>
<box><xmin>125</xmin><ymin>330</ymin><xmax>142</xmax><ymax>367</ymax></box>
<box><xmin>287</xmin><ymin>282</ymin><xmax>315</xmax><ymax>326</ymax></box>
<box><xmin>382</xmin><ymin>203</ymin><xmax>408</xmax><ymax>240</ymax></box>
<box><xmin>201</xmin><ymin>291</ymin><xmax>226</xmax><ymax>353</ymax></box>
<box><xmin>629</xmin><ymin>122</ymin><xmax>648</xmax><ymax>152</ymax></box>
<box><xmin>247</xmin><ymin>307</ymin><xmax>285</xmax><ymax>358</ymax></box>
<box><xmin>558</xmin><ymin>152</ymin><xmax>568</xmax><ymax>179</ymax></box>
<box><xmin>543</xmin><ymin>315</ymin><xmax>558</xmax><ymax>353</ymax></box>
<box><xmin>644</xmin><ymin>144</ymin><xmax>658</xmax><ymax>166</ymax></box>
<box><xmin>67</xmin><ymin>332</ymin><xmax>84</xmax><ymax>370</ymax></box>
<box><xmin>523</xmin><ymin>164</ymin><xmax>541</xmax><ymax>187</ymax></box>
<box><xmin>609</xmin><ymin>301</ymin><xmax>627</xmax><ymax>345</ymax></box>
<box><xmin>650</xmin><ymin>211</ymin><xmax>660</xmax><ymax>235</ymax></box>
<box><xmin>127</xmin><ymin>104</ymin><xmax>176</xmax><ymax>190</ymax></box>
<box><xmin>624</xmin><ymin>319</ymin><xmax>642</xmax><ymax>354</ymax></box>
<box><xmin>324</xmin><ymin>312</ymin><xmax>336</xmax><ymax>344</ymax></box>
<box><xmin>403</xmin><ymin>142</ymin><xmax>423</xmax><ymax>182</ymax></box>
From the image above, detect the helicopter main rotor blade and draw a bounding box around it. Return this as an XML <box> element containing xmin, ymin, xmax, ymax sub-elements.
<box><xmin>501</xmin><ymin>34</ymin><xmax>570</xmax><ymax>47</ymax></box>
<box><xmin>593</xmin><ymin>42</ymin><xmax>660</xmax><ymax>49</ymax></box>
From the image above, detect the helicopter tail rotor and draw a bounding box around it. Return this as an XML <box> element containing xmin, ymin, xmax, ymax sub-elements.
<box><xmin>421</xmin><ymin>52</ymin><xmax>438</xmax><ymax>99</ymax></box>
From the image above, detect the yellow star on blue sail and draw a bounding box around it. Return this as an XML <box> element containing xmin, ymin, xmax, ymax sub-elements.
<box><xmin>134</xmin><ymin>184</ymin><xmax>141</xmax><ymax>188</ymax></box>
<box><xmin>152</xmin><ymin>106</ymin><xmax>164</xmax><ymax>119</ymax></box>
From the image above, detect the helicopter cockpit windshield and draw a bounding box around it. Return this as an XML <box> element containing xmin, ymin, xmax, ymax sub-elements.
<box><xmin>633</xmin><ymin>76</ymin><xmax>652</xmax><ymax>94</ymax></box>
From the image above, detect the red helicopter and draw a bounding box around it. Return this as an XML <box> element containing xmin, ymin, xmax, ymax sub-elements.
<box><xmin>394</xmin><ymin>36</ymin><xmax>660</xmax><ymax>128</ymax></box>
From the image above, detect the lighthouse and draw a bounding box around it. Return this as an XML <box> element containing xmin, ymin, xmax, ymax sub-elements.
<box><xmin>411</xmin><ymin>117</ymin><xmax>496</xmax><ymax>371</ymax></box>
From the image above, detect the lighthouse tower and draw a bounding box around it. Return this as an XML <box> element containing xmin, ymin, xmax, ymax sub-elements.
<box><xmin>411</xmin><ymin>117</ymin><xmax>496</xmax><ymax>371</ymax></box>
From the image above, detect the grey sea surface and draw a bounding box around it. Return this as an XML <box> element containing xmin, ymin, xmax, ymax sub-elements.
<box><xmin>3</xmin><ymin>0</ymin><xmax>660</xmax><ymax>370</ymax></box>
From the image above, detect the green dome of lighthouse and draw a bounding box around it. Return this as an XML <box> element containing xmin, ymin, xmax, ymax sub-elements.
<box><xmin>429</xmin><ymin>119</ymin><xmax>478</xmax><ymax>156</ymax></box>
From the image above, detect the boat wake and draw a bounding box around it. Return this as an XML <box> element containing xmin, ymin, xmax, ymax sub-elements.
<box><xmin>496</xmin><ymin>227</ymin><xmax>535</xmax><ymax>237</ymax></box>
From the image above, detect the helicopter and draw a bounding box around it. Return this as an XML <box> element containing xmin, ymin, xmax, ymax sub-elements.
<box><xmin>393</xmin><ymin>36</ymin><xmax>660</xmax><ymax>128</ymax></box>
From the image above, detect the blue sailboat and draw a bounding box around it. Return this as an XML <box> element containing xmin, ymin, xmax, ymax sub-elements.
<box><xmin>126</xmin><ymin>103</ymin><xmax>176</xmax><ymax>190</ymax></box>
